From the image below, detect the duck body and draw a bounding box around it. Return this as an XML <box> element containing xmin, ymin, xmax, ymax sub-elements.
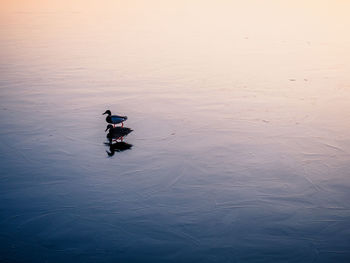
<box><xmin>105</xmin><ymin>125</ymin><xmax>133</xmax><ymax>142</ymax></box>
<box><xmin>103</xmin><ymin>110</ymin><xmax>127</xmax><ymax>125</ymax></box>
<box><xmin>106</xmin><ymin>115</ymin><xmax>127</xmax><ymax>125</ymax></box>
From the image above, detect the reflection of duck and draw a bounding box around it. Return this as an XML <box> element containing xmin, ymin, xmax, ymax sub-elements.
<box><xmin>103</xmin><ymin>110</ymin><xmax>127</xmax><ymax>127</ymax></box>
<box><xmin>106</xmin><ymin>141</ymin><xmax>133</xmax><ymax>156</ymax></box>
<box><xmin>105</xmin><ymin>124</ymin><xmax>133</xmax><ymax>142</ymax></box>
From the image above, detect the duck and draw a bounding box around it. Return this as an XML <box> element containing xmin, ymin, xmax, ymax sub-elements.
<box><xmin>105</xmin><ymin>124</ymin><xmax>133</xmax><ymax>142</ymax></box>
<box><xmin>103</xmin><ymin>110</ymin><xmax>128</xmax><ymax>127</ymax></box>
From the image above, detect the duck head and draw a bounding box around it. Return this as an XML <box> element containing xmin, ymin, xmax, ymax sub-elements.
<box><xmin>103</xmin><ymin>110</ymin><xmax>111</xmax><ymax>116</ymax></box>
<box><xmin>105</xmin><ymin>124</ymin><xmax>114</xmax><ymax>132</ymax></box>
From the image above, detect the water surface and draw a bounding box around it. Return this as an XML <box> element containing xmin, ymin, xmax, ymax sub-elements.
<box><xmin>1</xmin><ymin>1</ymin><xmax>350</xmax><ymax>262</ymax></box>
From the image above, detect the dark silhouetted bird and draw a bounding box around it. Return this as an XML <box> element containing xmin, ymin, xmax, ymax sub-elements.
<box><xmin>105</xmin><ymin>124</ymin><xmax>133</xmax><ymax>142</ymax></box>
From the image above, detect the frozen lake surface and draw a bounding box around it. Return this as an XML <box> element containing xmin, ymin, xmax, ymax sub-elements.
<box><xmin>1</xmin><ymin>1</ymin><xmax>350</xmax><ymax>262</ymax></box>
